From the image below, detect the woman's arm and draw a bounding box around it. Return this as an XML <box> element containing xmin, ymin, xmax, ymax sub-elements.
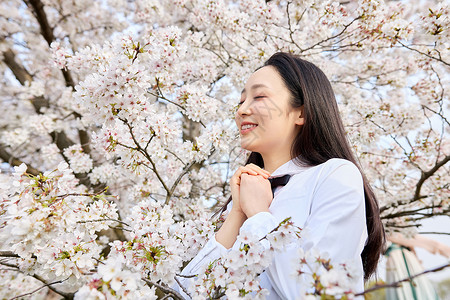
<box><xmin>215</xmin><ymin>209</ymin><xmax>247</xmax><ymax>248</ymax></box>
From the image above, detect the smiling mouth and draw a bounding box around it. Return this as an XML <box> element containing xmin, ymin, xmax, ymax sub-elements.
<box><xmin>240</xmin><ymin>124</ymin><xmax>258</xmax><ymax>133</ymax></box>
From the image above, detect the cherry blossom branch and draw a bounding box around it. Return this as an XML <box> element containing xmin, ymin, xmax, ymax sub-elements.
<box><xmin>1</xmin><ymin>48</ymin><xmax>33</xmax><ymax>84</ymax></box>
<box><xmin>413</xmin><ymin>154</ymin><xmax>450</xmax><ymax>201</ymax></box>
<box><xmin>120</xmin><ymin>117</ymin><xmax>206</xmax><ymax>204</ymax></box>
<box><xmin>397</xmin><ymin>40</ymin><xmax>449</xmax><ymax>67</ymax></box>
<box><xmin>44</xmin><ymin>189</ymin><xmax>109</xmax><ymax>207</ymax></box>
<box><xmin>258</xmin><ymin>217</ymin><xmax>298</xmax><ymax>242</ymax></box>
<box><xmin>9</xmin><ymin>277</ymin><xmax>70</xmax><ymax>300</ymax></box>
<box><xmin>142</xmin><ymin>278</ymin><xmax>184</xmax><ymax>300</ymax></box>
<box><xmin>165</xmin><ymin>160</ymin><xmax>197</xmax><ymax>205</ymax></box>
<box><xmin>0</xmin><ymin>262</ymin><xmax>74</xmax><ymax>299</ymax></box>
<box><xmin>419</xmin><ymin>231</ymin><xmax>450</xmax><ymax>235</ymax></box>
<box><xmin>356</xmin><ymin>263</ymin><xmax>450</xmax><ymax>296</ymax></box>
<box><xmin>119</xmin><ymin>118</ymin><xmax>171</xmax><ymax>195</ymax></box>
<box><xmin>76</xmin><ymin>218</ymin><xmax>130</xmax><ymax>227</ymax></box>
<box><xmin>285</xmin><ymin>1</ymin><xmax>303</xmax><ymax>51</ymax></box>
<box><xmin>30</xmin><ymin>274</ymin><xmax>74</xmax><ymax>300</ymax></box>
<box><xmin>0</xmin><ymin>145</ymin><xmax>41</xmax><ymax>176</ymax></box>
<box><xmin>25</xmin><ymin>0</ymin><xmax>75</xmax><ymax>86</ymax></box>
<box><xmin>300</xmin><ymin>16</ymin><xmax>362</xmax><ymax>53</ymax></box>
<box><xmin>382</xmin><ymin>204</ymin><xmax>449</xmax><ymax>220</ymax></box>
<box><xmin>175</xmin><ymin>273</ymin><xmax>196</xmax><ymax>278</ymax></box>
<box><xmin>0</xmin><ymin>251</ymin><xmax>19</xmax><ymax>258</ymax></box>
<box><xmin>1</xmin><ymin>47</ymin><xmax>49</xmax><ymax>112</ymax></box>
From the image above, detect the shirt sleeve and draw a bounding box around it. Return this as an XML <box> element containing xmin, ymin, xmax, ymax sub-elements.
<box><xmin>174</xmin><ymin>234</ymin><xmax>228</xmax><ymax>297</ymax></box>
<box><xmin>242</xmin><ymin>161</ymin><xmax>368</xmax><ymax>298</ymax></box>
<box><xmin>174</xmin><ymin>202</ymin><xmax>233</xmax><ymax>297</ymax></box>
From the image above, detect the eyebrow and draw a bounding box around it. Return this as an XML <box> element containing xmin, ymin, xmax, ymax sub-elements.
<box><xmin>241</xmin><ymin>83</ymin><xmax>269</xmax><ymax>94</ymax></box>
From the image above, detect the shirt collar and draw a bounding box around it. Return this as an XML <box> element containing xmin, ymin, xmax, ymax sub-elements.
<box><xmin>269</xmin><ymin>156</ymin><xmax>305</xmax><ymax>177</ymax></box>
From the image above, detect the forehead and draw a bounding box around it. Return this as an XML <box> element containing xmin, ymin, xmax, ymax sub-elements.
<box><xmin>241</xmin><ymin>66</ymin><xmax>284</xmax><ymax>94</ymax></box>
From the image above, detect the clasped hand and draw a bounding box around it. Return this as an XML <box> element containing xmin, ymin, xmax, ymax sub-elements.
<box><xmin>229</xmin><ymin>164</ymin><xmax>273</xmax><ymax>218</ymax></box>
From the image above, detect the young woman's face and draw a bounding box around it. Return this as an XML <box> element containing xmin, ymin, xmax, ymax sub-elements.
<box><xmin>235</xmin><ymin>66</ymin><xmax>304</xmax><ymax>156</ymax></box>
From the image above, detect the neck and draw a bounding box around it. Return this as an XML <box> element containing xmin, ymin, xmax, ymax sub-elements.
<box><xmin>261</xmin><ymin>152</ymin><xmax>293</xmax><ymax>174</ymax></box>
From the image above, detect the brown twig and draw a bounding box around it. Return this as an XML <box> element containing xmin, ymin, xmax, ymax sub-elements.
<box><xmin>9</xmin><ymin>277</ymin><xmax>70</xmax><ymax>300</ymax></box>
<box><xmin>357</xmin><ymin>263</ymin><xmax>450</xmax><ymax>296</ymax></box>
<box><xmin>142</xmin><ymin>278</ymin><xmax>185</xmax><ymax>300</ymax></box>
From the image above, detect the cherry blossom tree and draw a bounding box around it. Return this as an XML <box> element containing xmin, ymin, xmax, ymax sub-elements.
<box><xmin>0</xmin><ymin>0</ymin><xmax>448</xmax><ymax>298</ymax></box>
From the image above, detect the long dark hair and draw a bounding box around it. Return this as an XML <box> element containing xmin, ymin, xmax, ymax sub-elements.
<box><xmin>220</xmin><ymin>52</ymin><xmax>385</xmax><ymax>280</ymax></box>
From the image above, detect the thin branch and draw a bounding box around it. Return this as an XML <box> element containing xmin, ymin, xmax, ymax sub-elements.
<box><xmin>77</xmin><ymin>218</ymin><xmax>130</xmax><ymax>227</ymax></box>
<box><xmin>357</xmin><ymin>263</ymin><xmax>450</xmax><ymax>296</ymax></box>
<box><xmin>300</xmin><ymin>16</ymin><xmax>362</xmax><ymax>53</ymax></box>
<box><xmin>175</xmin><ymin>273</ymin><xmax>196</xmax><ymax>279</ymax></box>
<box><xmin>381</xmin><ymin>204</ymin><xmax>448</xmax><ymax>220</ymax></box>
<box><xmin>0</xmin><ymin>262</ymin><xmax>74</xmax><ymax>299</ymax></box>
<box><xmin>31</xmin><ymin>274</ymin><xmax>74</xmax><ymax>299</ymax></box>
<box><xmin>9</xmin><ymin>277</ymin><xmax>70</xmax><ymax>300</ymax></box>
<box><xmin>414</xmin><ymin>155</ymin><xmax>450</xmax><ymax>201</ymax></box>
<box><xmin>285</xmin><ymin>1</ymin><xmax>303</xmax><ymax>51</ymax></box>
<box><xmin>142</xmin><ymin>278</ymin><xmax>184</xmax><ymax>300</ymax></box>
<box><xmin>120</xmin><ymin>118</ymin><xmax>170</xmax><ymax>194</ymax></box>
<box><xmin>165</xmin><ymin>160</ymin><xmax>196</xmax><ymax>205</ymax></box>
<box><xmin>398</xmin><ymin>40</ymin><xmax>449</xmax><ymax>67</ymax></box>
<box><xmin>421</xmin><ymin>105</ymin><xmax>450</xmax><ymax>127</ymax></box>
<box><xmin>0</xmin><ymin>261</ymin><xmax>19</xmax><ymax>269</ymax></box>
<box><xmin>419</xmin><ymin>231</ymin><xmax>450</xmax><ymax>235</ymax></box>
<box><xmin>0</xmin><ymin>251</ymin><xmax>19</xmax><ymax>258</ymax></box>
<box><xmin>0</xmin><ymin>146</ymin><xmax>41</xmax><ymax>176</ymax></box>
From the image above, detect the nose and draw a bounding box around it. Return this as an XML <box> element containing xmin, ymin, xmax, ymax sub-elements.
<box><xmin>236</xmin><ymin>99</ymin><xmax>251</xmax><ymax>117</ymax></box>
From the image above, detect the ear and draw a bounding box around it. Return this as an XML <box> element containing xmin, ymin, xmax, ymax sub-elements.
<box><xmin>294</xmin><ymin>106</ymin><xmax>305</xmax><ymax>126</ymax></box>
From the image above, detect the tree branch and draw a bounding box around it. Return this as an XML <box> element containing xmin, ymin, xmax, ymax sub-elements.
<box><xmin>357</xmin><ymin>263</ymin><xmax>450</xmax><ymax>296</ymax></box>
<box><xmin>142</xmin><ymin>278</ymin><xmax>185</xmax><ymax>300</ymax></box>
<box><xmin>0</xmin><ymin>262</ymin><xmax>74</xmax><ymax>299</ymax></box>
<box><xmin>9</xmin><ymin>277</ymin><xmax>70</xmax><ymax>300</ymax></box>
<box><xmin>0</xmin><ymin>251</ymin><xmax>20</xmax><ymax>258</ymax></box>
<box><xmin>1</xmin><ymin>48</ymin><xmax>50</xmax><ymax>112</ymax></box>
<box><xmin>2</xmin><ymin>48</ymin><xmax>33</xmax><ymax>85</ymax></box>
<box><xmin>31</xmin><ymin>274</ymin><xmax>74</xmax><ymax>300</ymax></box>
<box><xmin>414</xmin><ymin>154</ymin><xmax>450</xmax><ymax>201</ymax></box>
<box><xmin>0</xmin><ymin>146</ymin><xmax>41</xmax><ymax>176</ymax></box>
<box><xmin>25</xmin><ymin>0</ymin><xmax>75</xmax><ymax>87</ymax></box>
<box><xmin>398</xmin><ymin>41</ymin><xmax>449</xmax><ymax>67</ymax></box>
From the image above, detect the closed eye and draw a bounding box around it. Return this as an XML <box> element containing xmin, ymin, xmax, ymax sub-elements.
<box><xmin>238</xmin><ymin>96</ymin><xmax>265</xmax><ymax>106</ymax></box>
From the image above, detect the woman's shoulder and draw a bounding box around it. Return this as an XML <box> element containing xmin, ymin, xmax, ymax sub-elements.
<box><xmin>316</xmin><ymin>158</ymin><xmax>363</xmax><ymax>187</ymax></box>
<box><xmin>322</xmin><ymin>158</ymin><xmax>359</xmax><ymax>169</ymax></box>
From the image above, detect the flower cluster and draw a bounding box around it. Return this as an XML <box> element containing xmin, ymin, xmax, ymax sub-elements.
<box><xmin>63</xmin><ymin>144</ymin><xmax>94</xmax><ymax>174</ymax></box>
<box><xmin>292</xmin><ymin>248</ymin><xmax>361</xmax><ymax>299</ymax></box>
<box><xmin>0</xmin><ymin>163</ymin><xmax>117</xmax><ymax>284</ymax></box>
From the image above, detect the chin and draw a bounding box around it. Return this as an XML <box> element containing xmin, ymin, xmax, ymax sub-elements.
<box><xmin>240</xmin><ymin>140</ymin><xmax>259</xmax><ymax>152</ymax></box>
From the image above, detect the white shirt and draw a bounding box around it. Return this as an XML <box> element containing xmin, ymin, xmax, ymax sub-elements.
<box><xmin>178</xmin><ymin>158</ymin><xmax>368</xmax><ymax>299</ymax></box>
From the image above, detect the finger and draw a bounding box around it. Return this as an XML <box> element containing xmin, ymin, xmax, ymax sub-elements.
<box><xmin>246</xmin><ymin>163</ymin><xmax>271</xmax><ymax>175</ymax></box>
<box><xmin>243</xmin><ymin>165</ymin><xmax>270</xmax><ymax>178</ymax></box>
<box><xmin>238</xmin><ymin>166</ymin><xmax>258</xmax><ymax>176</ymax></box>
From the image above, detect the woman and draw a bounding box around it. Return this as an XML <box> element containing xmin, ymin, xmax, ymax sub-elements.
<box><xmin>178</xmin><ymin>52</ymin><xmax>385</xmax><ymax>298</ymax></box>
